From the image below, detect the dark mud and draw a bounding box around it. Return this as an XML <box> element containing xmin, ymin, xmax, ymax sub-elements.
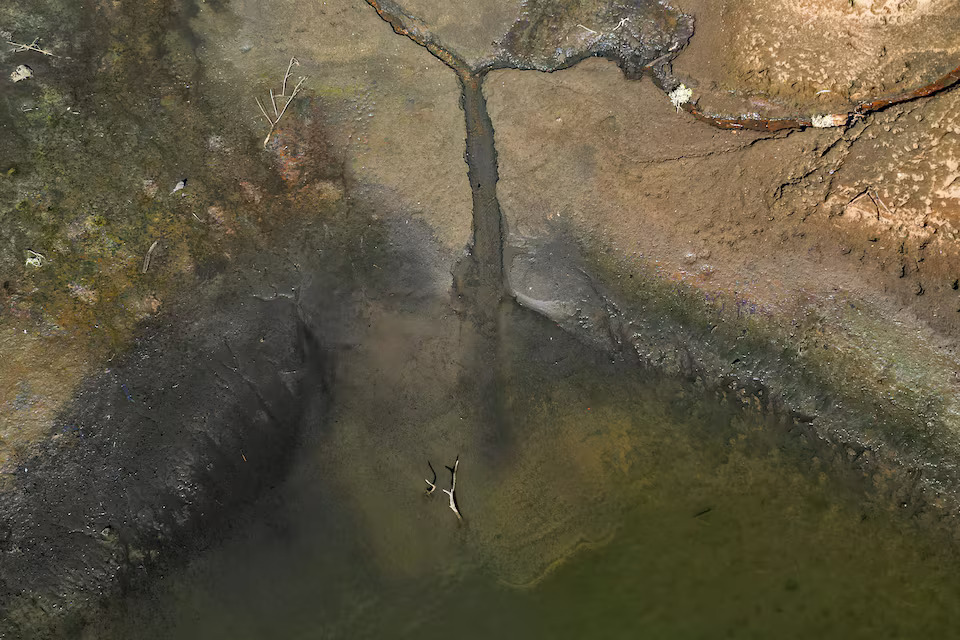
<box><xmin>489</xmin><ymin>0</ymin><xmax>694</xmax><ymax>78</ymax></box>
<box><xmin>0</xmin><ymin>277</ymin><xmax>326</xmax><ymax>638</ymax></box>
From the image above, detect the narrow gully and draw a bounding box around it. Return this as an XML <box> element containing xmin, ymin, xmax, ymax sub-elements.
<box><xmin>363</xmin><ymin>0</ymin><xmax>508</xmax><ymax>335</ymax></box>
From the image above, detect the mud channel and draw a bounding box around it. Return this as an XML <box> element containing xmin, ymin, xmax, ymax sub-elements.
<box><xmin>2</xmin><ymin>0</ymin><xmax>960</xmax><ymax>637</ymax></box>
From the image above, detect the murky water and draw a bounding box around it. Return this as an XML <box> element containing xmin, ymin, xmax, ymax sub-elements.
<box><xmin>12</xmin><ymin>1</ymin><xmax>958</xmax><ymax>636</ymax></box>
<box><xmin>84</xmin><ymin>285</ymin><xmax>960</xmax><ymax>639</ymax></box>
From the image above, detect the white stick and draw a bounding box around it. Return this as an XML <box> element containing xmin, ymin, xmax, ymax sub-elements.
<box><xmin>442</xmin><ymin>456</ymin><xmax>463</xmax><ymax>521</ymax></box>
<box><xmin>141</xmin><ymin>240</ymin><xmax>160</xmax><ymax>274</ymax></box>
<box><xmin>255</xmin><ymin>59</ymin><xmax>307</xmax><ymax>147</ymax></box>
<box><xmin>425</xmin><ymin>461</ymin><xmax>437</xmax><ymax>495</ymax></box>
<box><xmin>8</xmin><ymin>37</ymin><xmax>57</xmax><ymax>57</ymax></box>
<box><xmin>255</xmin><ymin>97</ymin><xmax>272</xmax><ymax>124</ymax></box>
<box><xmin>282</xmin><ymin>57</ymin><xmax>299</xmax><ymax>96</ymax></box>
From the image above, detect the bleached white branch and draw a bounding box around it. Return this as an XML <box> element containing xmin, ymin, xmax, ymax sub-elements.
<box><xmin>442</xmin><ymin>456</ymin><xmax>463</xmax><ymax>521</ymax></box>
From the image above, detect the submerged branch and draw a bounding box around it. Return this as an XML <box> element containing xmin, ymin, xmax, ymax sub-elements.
<box><xmin>425</xmin><ymin>461</ymin><xmax>437</xmax><ymax>496</ymax></box>
<box><xmin>443</xmin><ymin>456</ymin><xmax>463</xmax><ymax>521</ymax></box>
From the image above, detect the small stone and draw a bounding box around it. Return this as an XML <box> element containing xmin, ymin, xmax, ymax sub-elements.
<box><xmin>10</xmin><ymin>64</ymin><xmax>33</xmax><ymax>83</ymax></box>
<box><xmin>811</xmin><ymin>113</ymin><xmax>847</xmax><ymax>128</ymax></box>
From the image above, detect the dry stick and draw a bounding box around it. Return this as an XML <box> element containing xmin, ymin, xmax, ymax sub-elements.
<box><xmin>872</xmin><ymin>190</ymin><xmax>894</xmax><ymax>216</ymax></box>
<box><xmin>281</xmin><ymin>56</ymin><xmax>298</xmax><ymax>96</ymax></box>
<box><xmin>442</xmin><ymin>456</ymin><xmax>463</xmax><ymax>521</ymax></box>
<box><xmin>424</xmin><ymin>461</ymin><xmax>437</xmax><ymax>495</ymax></box>
<box><xmin>141</xmin><ymin>240</ymin><xmax>160</xmax><ymax>274</ymax></box>
<box><xmin>8</xmin><ymin>37</ymin><xmax>56</xmax><ymax>57</ymax></box>
<box><xmin>255</xmin><ymin>57</ymin><xmax>306</xmax><ymax>148</ymax></box>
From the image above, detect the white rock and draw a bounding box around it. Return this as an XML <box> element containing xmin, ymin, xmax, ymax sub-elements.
<box><xmin>10</xmin><ymin>64</ymin><xmax>33</xmax><ymax>82</ymax></box>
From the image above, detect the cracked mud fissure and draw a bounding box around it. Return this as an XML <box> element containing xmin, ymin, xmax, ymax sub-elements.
<box><xmin>364</xmin><ymin>0</ymin><xmax>506</xmax><ymax>315</ymax></box>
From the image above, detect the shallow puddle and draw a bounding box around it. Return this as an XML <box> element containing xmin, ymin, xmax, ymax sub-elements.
<box><xmin>86</xmin><ymin>291</ymin><xmax>960</xmax><ymax>639</ymax></box>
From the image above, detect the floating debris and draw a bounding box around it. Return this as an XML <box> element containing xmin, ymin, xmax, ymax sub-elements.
<box><xmin>170</xmin><ymin>178</ymin><xmax>187</xmax><ymax>195</ymax></box>
<box><xmin>68</xmin><ymin>283</ymin><xmax>99</xmax><ymax>306</ymax></box>
<box><xmin>10</xmin><ymin>64</ymin><xmax>33</xmax><ymax>82</ymax></box>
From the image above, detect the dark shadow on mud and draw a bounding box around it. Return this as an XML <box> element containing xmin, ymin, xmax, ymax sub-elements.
<box><xmin>0</xmin><ymin>277</ymin><xmax>326</xmax><ymax>639</ymax></box>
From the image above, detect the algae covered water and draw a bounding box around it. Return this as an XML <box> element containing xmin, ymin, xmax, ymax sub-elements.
<box><xmin>87</xmin><ymin>298</ymin><xmax>960</xmax><ymax>639</ymax></box>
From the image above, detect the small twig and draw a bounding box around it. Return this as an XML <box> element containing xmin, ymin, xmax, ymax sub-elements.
<box><xmin>275</xmin><ymin>77</ymin><xmax>306</xmax><ymax>126</ymax></box>
<box><xmin>8</xmin><ymin>37</ymin><xmax>57</xmax><ymax>57</ymax></box>
<box><xmin>643</xmin><ymin>51</ymin><xmax>676</xmax><ymax>70</ymax></box>
<box><xmin>281</xmin><ymin>57</ymin><xmax>299</xmax><ymax>96</ymax></box>
<box><xmin>424</xmin><ymin>461</ymin><xmax>437</xmax><ymax>496</ymax></box>
<box><xmin>255</xmin><ymin>97</ymin><xmax>272</xmax><ymax>124</ymax></box>
<box><xmin>254</xmin><ymin>57</ymin><xmax>307</xmax><ymax>148</ymax></box>
<box><xmin>871</xmin><ymin>189</ymin><xmax>894</xmax><ymax>216</ymax></box>
<box><xmin>576</xmin><ymin>24</ymin><xmax>598</xmax><ymax>35</ymax></box>
<box><xmin>141</xmin><ymin>240</ymin><xmax>160</xmax><ymax>274</ymax></box>
<box><xmin>442</xmin><ymin>455</ymin><xmax>463</xmax><ymax>521</ymax></box>
<box><xmin>611</xmin><ymin>17</ymin><xmax>630</xmax><ymax>32</ymax></box>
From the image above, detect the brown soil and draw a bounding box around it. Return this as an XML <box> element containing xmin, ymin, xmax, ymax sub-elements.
<box><xmin>673</xmin><ymin>0</ymin><xmax>960</xmax><ymax>117</ymax></box>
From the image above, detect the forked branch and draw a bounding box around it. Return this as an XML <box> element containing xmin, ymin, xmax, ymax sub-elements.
<box><xmin>8</xmin><ymin>37</ymin><xmax>57</xmax><ymax>57</ymax></box>
<box><xmin>255</xmin><ymin>57</ymin><xmax>307</xmax><ymax>148</ymax></box>
<box><xmin>442</xmin><ymin>455</ymin><xmax>463</xmax><ymax>521</ymax></box>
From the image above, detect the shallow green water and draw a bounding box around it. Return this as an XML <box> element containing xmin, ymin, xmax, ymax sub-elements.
<box><xmin>85</xmin><ymin>298</ymin><xmax>960</xmax><ymax>639</ymax></box>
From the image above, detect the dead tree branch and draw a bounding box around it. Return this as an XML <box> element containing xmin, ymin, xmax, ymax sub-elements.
<box><xmin>442</xmin><ymin>455</ymin><xmax>463</xmax><ymax>521</ymax></box>
<box><xmin>8</xmin><ymin>37</ymin><xmax>57</xmax><ymax>57</ymax></box>
<box><xmin>255</xmin><ymin>57</ymin><xmax>307</xmax><ymax>148</ymax></box>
